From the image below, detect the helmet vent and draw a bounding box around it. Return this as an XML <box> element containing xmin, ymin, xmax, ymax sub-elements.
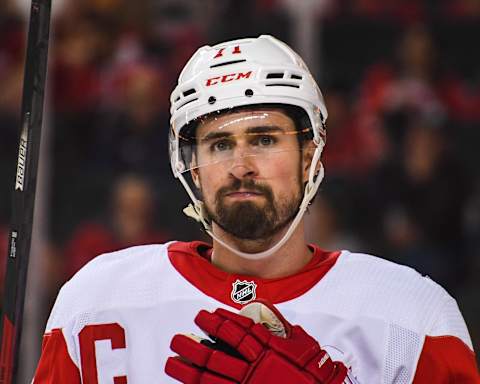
<box><xmin>177</xmin><ymin>98</ymin><xmax>198</xmax><ymax>110</ymax></box>
<box><xmin>266</xmin><ymin>72</ymin><xmax>284</xmax><ymax>79</ymax></box>
<box><xmin>183</xmin><ymin>88</ymin><xmax>197</xmax><ymax>97</ymax></box>
<box><xmin>290</xmin><ymin>74</ymin><xmax>303</xmax><ymax>80</ymax></box>
<box><xmin>210</xmin><ymin>59</ymin><xmax>246</xmax><ymax>68</ymax></box>
<box><xmin>265</xmin><ymin>83</ymin><xmax>300</xmax><ymax>88</ymax></box>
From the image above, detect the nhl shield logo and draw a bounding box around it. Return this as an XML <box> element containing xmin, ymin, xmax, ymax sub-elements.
<box><xmin>231</xmin><ymin>279</ymin><xmax>257</xmax><ymax>304</ymax></box>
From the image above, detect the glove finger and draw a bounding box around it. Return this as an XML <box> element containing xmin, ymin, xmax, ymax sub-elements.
<box><xmin>195</xmin><ymin>310</ymin><xmax>250</xmax><ymax>347</ymax></box>
<box><xmin>170</xmin><ymin>334</ymin><xmax>214</xmax><ymax>367</ymax></box>
<box><xmin>165</xmin><ymin>356</ymin><xmax>236</xmax><ymax>384</ymax></box>
<box><xmin>215</xmin><ymin>308</ymin><xmax>255</xmax><ymax>329</ymax></box>
<box><xmin>195</xmin><ymin>311</ymin><xmax>263</xmax><ymax>361</ymax></box>
<box><xmin>195</xmin><ymin>309</ymin><xmax>253</xmax><ymax>338</ymax></box>
<box><xmin>171</xmin><ymin>334</ymin><xmax>250</xmax><ymax>382</ymax></box>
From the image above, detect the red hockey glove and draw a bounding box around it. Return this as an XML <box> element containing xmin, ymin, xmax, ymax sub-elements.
<box><xmin>165</xmin><ymin>301</ymin><xmax>349</xmax><ymax>384</ymax></box>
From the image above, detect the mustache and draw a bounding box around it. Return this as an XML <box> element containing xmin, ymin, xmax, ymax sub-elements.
<box><xmin>216</xmin><ymin>178</ymin><xmax>274</xmax><ymax>200</ymax></box>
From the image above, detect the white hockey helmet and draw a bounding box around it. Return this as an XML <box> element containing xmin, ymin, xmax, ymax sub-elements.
<box><xmin>169</xmin><ymin>35</ymin><xmax>328</xmax><ymax>259</ymax></box>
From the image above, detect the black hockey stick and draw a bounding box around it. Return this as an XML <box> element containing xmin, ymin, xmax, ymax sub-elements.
<box><xmin>0</xmin><ymin>0</ymin><xmax>52</xmax><ymax>382</ymax></box>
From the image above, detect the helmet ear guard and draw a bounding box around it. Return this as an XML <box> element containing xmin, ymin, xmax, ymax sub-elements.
<box><xmin>169</xmin><ymin>35</ymin><xmax>328</xmax><ymax>259</ymax></box>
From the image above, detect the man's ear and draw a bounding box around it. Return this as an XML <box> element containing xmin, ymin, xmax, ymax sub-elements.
<box><xmin>191</xmin><ymin>167</ymin><xmax>201</xmax><ymax>189</ymax></box>
<box><xmin>302</xmin><ymin>141</ymin><xmax>319</xmax><ymax>183</ymax></box>
<box><xmin>189</xmin><ymin>152</ymin><xmax>202</xmax><ymax>189</ymax></box>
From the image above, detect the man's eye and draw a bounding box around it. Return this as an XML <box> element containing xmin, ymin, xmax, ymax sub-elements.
<box><xmin>256</xmin><ymin>135</ymin><xmax>276</xmax><ymax>146</ymax></box>
<box><xmin>211</xmin><ymin>140</ymin><xmax>232</xmax><ymax>152</ymax></box>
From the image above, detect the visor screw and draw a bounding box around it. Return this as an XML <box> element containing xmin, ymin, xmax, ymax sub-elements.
<box><xmin>245</xmin><ymin>88</ymin><xmax>254</xmax><ymax>97</ymax></box>
<box><xmin>208</xmin><ymin>96</ymin><xmax>216</xmax><ymax>104</ymax></box>
<box><xmin>176</xmin><ymin>162</ymin><xmax>185</xmax><ymax>172</ymax></box>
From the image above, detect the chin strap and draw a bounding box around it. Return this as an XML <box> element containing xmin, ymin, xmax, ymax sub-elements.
<box><xmin>180</xmin><ymin>143</ymin><xmax>324</xmax><ymax>260</ymax></box>
<box><xmin>183</xmin><ymin>203</ymin><xmax>205</xmax><ymax>224</ymax></box>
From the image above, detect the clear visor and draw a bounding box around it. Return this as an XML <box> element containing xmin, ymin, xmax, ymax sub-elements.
<box><xmin>173</xmin><ymin>110</ymin><xmax>312</xmax><ymax>173</ymax></box>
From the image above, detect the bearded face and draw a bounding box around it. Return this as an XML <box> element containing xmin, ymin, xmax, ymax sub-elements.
<box><xmin>193</xmin><ymin>108</ymin><xmax>308</xmax><ymax>242</ymax></box>
<box><xmin>204</xmin><ymin>177</ymin><xmax>302</xmax><ymax>240</ymax></box>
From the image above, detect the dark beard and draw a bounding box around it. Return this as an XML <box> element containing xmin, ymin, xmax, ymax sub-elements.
<box><xmin>205</xmin><ymin>178</ymin><xmax>301</xmax><ymax>240</ymax></box>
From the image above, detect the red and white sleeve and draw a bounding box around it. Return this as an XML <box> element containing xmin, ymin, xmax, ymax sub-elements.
<box><xmin>413</xmin><ymin>295</ymin><xmax>479</xmax><ymax>383</ymax></box>
<box><xmin>32</xmin><ymin>328</ymin><xmax>81</xmax><ymax>383</ymax></box>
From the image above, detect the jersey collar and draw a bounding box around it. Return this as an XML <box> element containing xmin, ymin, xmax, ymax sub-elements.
<box><xmin>168</xmin><ymin>241</ymin><xmax>341</xmax><ymax>309</ymax></box>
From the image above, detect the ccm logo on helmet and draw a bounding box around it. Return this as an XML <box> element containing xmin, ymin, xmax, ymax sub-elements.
<box><xmin>205</xmin><ymin>71</ymin><xmax>253</xmax><ymax>87</ymax></box>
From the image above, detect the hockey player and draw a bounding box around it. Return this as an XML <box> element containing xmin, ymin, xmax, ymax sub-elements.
<box><xmin>33</xmin><ymin>35</ymin><xmax>479</xmax><ymax>383</ymax></box>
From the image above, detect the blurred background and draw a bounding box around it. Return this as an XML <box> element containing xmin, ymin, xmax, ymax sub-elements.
<box><xmin>0</xmin><ymin>0</ymin><xmax>479</xmax><ymax>379</ymax></box>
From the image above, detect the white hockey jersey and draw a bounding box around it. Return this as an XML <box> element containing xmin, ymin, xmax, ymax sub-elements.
<box><xmin>33</xmin><ymin>241</ymin><xmax>479</xmax><ymax>383</ymax></box>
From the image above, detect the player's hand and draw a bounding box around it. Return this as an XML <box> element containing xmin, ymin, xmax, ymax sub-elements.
<box><xmin>165</xmin><ymin>301</ymin><xmax>349</xmax><ymax>383</ymax></box>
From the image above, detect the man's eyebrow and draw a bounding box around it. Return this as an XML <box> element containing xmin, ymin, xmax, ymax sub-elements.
<box><xmin>200</xmin><ymin>125</ymin><xmax>289</xmax><ymax>143</ymax></box>
<box><xmin>200</xmin><ymin>131</ymin><xmax>233</xmax><ymax>143</ymax></box>
<box><xmin>245</xmin><ymin>125</ymin><xmax>285</xmax><ymax>135</ymax></box>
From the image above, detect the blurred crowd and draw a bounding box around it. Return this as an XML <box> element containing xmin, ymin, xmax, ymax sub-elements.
<box><xmin>0</xmin><ymin>0</ymin><xmax>479</xmax><ymax>358</ymax></box>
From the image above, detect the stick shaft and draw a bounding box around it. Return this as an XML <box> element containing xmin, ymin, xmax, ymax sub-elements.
<box><xmin>0</xmin><ymin>1</ymin><xmax>52</xmax><ymax>382</ymax></box>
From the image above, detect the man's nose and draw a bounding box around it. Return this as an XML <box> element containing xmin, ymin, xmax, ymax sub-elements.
<box><xmin>229</xmin><ymin>153</ymin><xmax>258</xmax><ymax>179</ymax></box>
